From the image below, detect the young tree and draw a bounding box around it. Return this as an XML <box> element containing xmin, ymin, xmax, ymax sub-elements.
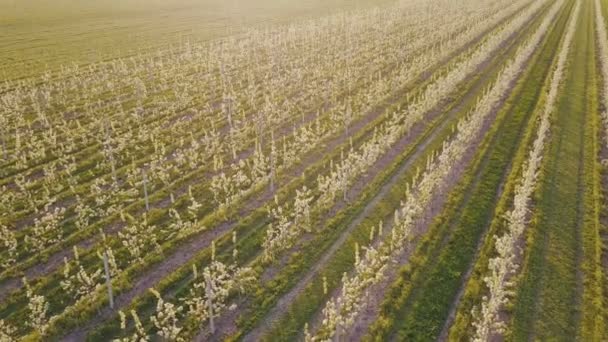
<box><xmin>0</xmin><ymin>224</ymin><xmax>17</xmax><ymax>270</ymax></box>
<box><xmin>60</xmin><ymin>246</ymin><xmax>103</xmax><ymax>299</ymax></box>
<box><xmin>149</xmin><ymin>288</ymin><xmax>184</xmax><ymax>341</ymax></box>
<box><xmin>118</xmin><ymin>216</ymin><xmax>159</xmax><ymax>263</ymax></box>
<box><xmin>25</xmin><ymin>207</ymin><xmax>66</xmax><ymax>252</ymax></box>
<box><xmin>23</xmin><ymin>277</ymin><xmax>50</xmax><ymax>336</ymax></box>
<box><xmin>293</xmin><ymin>185</ymin><xmax>313</xmax><ymax>232</ymax></box>
<box><xmin>0</xmin><ymin>320</ymin><xmax>16</xmax><ymax>341</ymax></box>
<box><xmin>116</xmin><ymin>310</ymin><xmax>149</xmax><ymax>342</ymax></box>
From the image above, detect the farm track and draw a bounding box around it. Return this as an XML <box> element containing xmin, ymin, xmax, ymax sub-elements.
<box><xmin>434</xmin><ymin>21</ymin><xmax>559</xmax><ymax>337</ymax></box>
<box><xmin>443</xmin><ymin>1</ymin><xmax>608</xmax><ymax>340</ymax></box>
<box><xmin>239</xmin><ymin>3</ymin><xmax>552</xmax><ymax>341</ymax></box>
<box><xmin>54</xmin><ymin>5</ymin><xmax>525</xmax><ymax>341</ymax></box>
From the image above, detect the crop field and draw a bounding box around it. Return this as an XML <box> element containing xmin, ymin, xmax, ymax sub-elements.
<box><xmin>1</xmin><ymin>0</ymin><xmax>608</xmax><ymax>341</ymax></box>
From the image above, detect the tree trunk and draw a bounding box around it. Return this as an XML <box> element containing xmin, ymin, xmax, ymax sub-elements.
<box><xmin>205</xmin><ymin>274</ymin><xmax>215</xmax><ymax>334</ymax></box>
<box><xmin>103</xmin><ymin>251</ymin><xmax>114</xmax><ymax>309</ymax></box>
<box><xmin>142</xmin><ymin>169</ymin><xmax>149</xmax><ymax>211</ymax></box>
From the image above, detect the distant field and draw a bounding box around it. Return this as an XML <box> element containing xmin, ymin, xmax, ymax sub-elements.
<box><xmin>0</xmin><ymin>0</ymin><xmax>392</xmax><ymax>79</ymax></box>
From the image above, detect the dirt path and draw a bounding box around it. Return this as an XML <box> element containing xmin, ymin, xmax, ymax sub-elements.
<box><xmin>242</xmin><ymin>93</ymin><xmax>454</xmax><ymax>342</ymax></box>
